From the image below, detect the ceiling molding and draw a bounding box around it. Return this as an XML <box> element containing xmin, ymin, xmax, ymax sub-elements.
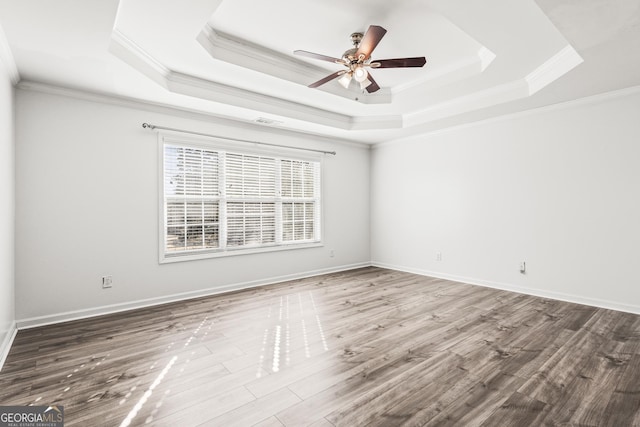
<box><xmin>105</xmin><ymin>2</ymin><xmax>594</xmax><ymax>137</ymax></box>
<box><xmin>109</xmin><ymin>29</ymin><xmax>170</xmax><ymax>89</ymax></box>
<box><xmin>526</xmin><ymin>45</ymin><xmax>583</xmax><ymax>94</ymax></box>
<box><xmin>0</xmin><ymin>22</ymin><xmax>19</xmax><ymax>84</ymax></box>
<box><xmin>197</xmin><ymin>23</ymin><xmax>494</xmax><ymax>103</ymax></box>
<box><xmin>404</xmin><ymin>79</ymin><xmax>529</xmax><ymax>127</ymax></box>
<box><xmin>478</xmin><ymin>47</ymin><xmax>497</xmax><ymax>71</ymax></box>
<box><xmin>351</xmin><ymin>115</ymin><xmax>403</xmax><ymax>131</ymax></box>
<box><xmin>376</xmin><ymin>84</ymin><xmax>640</xmax><ymax>148</ymax></box>
<box><xmin>166</xmin><ymin>71</ymin><xmax>353</xmax><ymax>129</ymax></box>
<box><xmin>112</xmin><ymin>24</ymin><xmax>583</xmax><ymax>134</ymax></box>
<box><xmin>197</xmin><ymin>24</ymin><xmax>392</xmax><ymax>104</ymax></box>
<box><xmin>15</xmin><ymin>79</ymin><xmax>372</xmax><ymax>149</ymax></box>
<box><xmin>403</xmin><ymin>43</ymin><xmax>582</xmax><ymax>127</ymax></box>
<box><xmin>4</xmin><ymin>0</ymin><xmax>637</xmax><ymax>145</ymax></box>
<box><xmin>391</xmin><ymin>46</ymin><xmax>496</xmax><ymax>94</ymax></box>
<box><xmin>390</xmin><ymin>55</ymin><xmax>481</xmax><ymax>94</ymax></box>
<box><xmin>110</xmin><ymin>29</ymin><xmax>361</xmax><ymax>130</ymax></box>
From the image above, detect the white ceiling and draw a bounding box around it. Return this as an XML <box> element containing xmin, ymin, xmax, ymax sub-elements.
<box><xmin>0</xmin><ymin>0</ymin><xmax>638</xmax><ymax>143</ymax></box>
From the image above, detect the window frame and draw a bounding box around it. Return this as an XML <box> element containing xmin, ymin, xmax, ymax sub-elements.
<box><xmin>158</xmin><ymin>132</ymin><xmax>323</xmax><ymax>264</ymax></box>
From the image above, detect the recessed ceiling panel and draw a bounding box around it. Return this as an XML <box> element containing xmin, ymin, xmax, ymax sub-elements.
<box><xmin>208</xmin><ymin>0</ymin><xmax>485</xmax><ymax>90</ymax></box>
<box><xmin>2</xmin><ymin>0</ymin><xmax>625</xmax><ymax>144</ymax></box>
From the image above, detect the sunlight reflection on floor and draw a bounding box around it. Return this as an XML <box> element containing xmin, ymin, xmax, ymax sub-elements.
<box><xmin>253</xmin><ymin>290</ymin><xmax>330</xmax><ymax>379</ymax></box>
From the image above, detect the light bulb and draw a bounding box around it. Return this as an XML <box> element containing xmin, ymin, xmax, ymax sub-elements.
<box><xmin>359</xmin><ymin>79</ymin><xmax>372</xmax><ymax>90</ymax></box>
<box><xmin>353</xmin><ymin>66</ymin><xmax>368</xmax><ymax>82</ymax></box>
<box><xmin>338</xmin><ymin>72</ymin><xmax>352</xmax><ymax>89</ymax></box>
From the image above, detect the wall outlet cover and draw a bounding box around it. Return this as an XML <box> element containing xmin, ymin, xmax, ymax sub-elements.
<box><xmin>102</xmin><ymin>276</ymin><xmax>113</xmax><ymax>288</ymax></box>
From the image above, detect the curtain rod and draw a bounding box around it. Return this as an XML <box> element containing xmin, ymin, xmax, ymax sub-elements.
<box><xmin>142</xmin><ymin>123</ymin><xmax>336</xmax><ymax>156</ymax></box>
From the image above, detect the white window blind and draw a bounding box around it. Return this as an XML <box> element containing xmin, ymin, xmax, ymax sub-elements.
<box><xmin>281</xmin><ymin>160</ymin><xmax>320</xmax><ymax>242</ymax></box>
<box><xmin>164</xmin><ymin>146</ymin><xmax>220</xmax><ymax>252</ymax></box>
<box><xmin>161</xmin><ymin>140</ymin><xmax>321</xmax><ymax>262</ymax></box>
<box><xmin>225</xmin><ymin>153</ymin><xmax>277</xmax><ymax>248</ymax></box>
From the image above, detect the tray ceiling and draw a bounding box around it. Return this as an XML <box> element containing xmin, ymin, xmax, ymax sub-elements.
<box><xmin>1</xmin><ymin>0</ymin><xmax>638</xmax><ymax>143</ymax></box>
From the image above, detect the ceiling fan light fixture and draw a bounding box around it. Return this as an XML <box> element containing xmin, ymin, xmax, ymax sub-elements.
<box><xmin>359</xmin><ymin>78</ymin><xmax>372</xmax><ymax>90</ymax></box>
<box><xmin>353</xmin><ymin>66</ymin><xmax>368</xmax><ymax>82</ymax></box>
<box><xmin>338</xmin><ymin>72</ymin><xmax>352</xmax><ymax>89</ymax></box>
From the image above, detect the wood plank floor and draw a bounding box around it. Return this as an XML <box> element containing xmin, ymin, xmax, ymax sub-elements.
<box><xmin>1</xmin><ymin>267</ymin><xmax>639</xmax><ymax>426</ymax></box>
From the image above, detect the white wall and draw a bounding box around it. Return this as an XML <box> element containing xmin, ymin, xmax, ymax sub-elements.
<box><xmin>13</xmin><ymin>82</ymin><xmax>640</xmax><ymax>328</ymax></box>
<box><xmin>0</xmin><ymin>46</ymin><xmax>16</xmax><ymax>359</ymax></box>
<box><xmin>15</xmin><ymin>89</ymin><xmax>370</xmax><ymax>324</ymax></box>
<box><xmin>371</xmin><ymin>89</ymin><xmax>640</xmax><ymax>313</ymax></box>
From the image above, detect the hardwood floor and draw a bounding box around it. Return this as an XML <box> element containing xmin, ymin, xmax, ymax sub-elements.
<box><xmin>1</xmin><ymin>267</ymin><xmax>639</xmax><ymax>426</ymax></box>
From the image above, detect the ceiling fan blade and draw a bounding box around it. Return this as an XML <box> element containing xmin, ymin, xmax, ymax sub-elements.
<box><xmin>365</xmin><ymin>72</ymin><xmax>381</xmax><ymax>93</ymax></box>
<box><xmin>294</xmin><ymin>50</ymin><xmax>343</xmax><ymax>64</ymax></box>
<box><xmin>371</xmin><ymin>57</ymin><xmax>426</xmax><ymax>68</ymax></box>
<box><xmin>308</xmin><ymin>70</ymin><xmax>345</xmax><ymax>88</ymax></box>
<box><xmin>355</xmin><ymin>25</ymin><xmax>387</xmax><ymax>60</ymax></box>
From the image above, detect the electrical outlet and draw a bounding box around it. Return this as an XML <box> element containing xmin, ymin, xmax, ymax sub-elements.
<box><xmin>329</xmin><ymin>249</ymin><xmax>335</xmax><ymax>258</ymax></box>
<box><xmin>102</xmin><ymin>276</ymin><xmax>113</xmax><ymax>288</ymax></box>
<box><xmin>436</xmin><ymin>252</ymin><xmax>442</xmax><ymax>262</ymax></box>
<box><xmin>519</xmin><ymin>262</ymin><xmax>526</xmax><ymax>274</ymax></box>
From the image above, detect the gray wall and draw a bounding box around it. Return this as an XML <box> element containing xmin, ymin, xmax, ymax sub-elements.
<box><xmin>371</xmin><ymin>89</ymin><xmax>640</xmax><ymax>313</ymax></box>
<box><xmin>15</xmin><ymin>88</ymin><xmax>371</xmax><ymax>325</ymax></box>
<box><xmin>0</xmin><ymin>44</ymin><xmax>15</xmax><ymax>360</ymax></box>
<box><xmin>11</xmin><ymin>76</ymin><xmax>640</xmax><ymax>329</ymax></box>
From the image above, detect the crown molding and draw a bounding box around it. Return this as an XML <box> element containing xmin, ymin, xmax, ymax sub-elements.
<box><xmin>402</xmin><ymin>45</ymin><xmax>583</xmax><ymax>127</ymax></box>
<box><xmin>109</xmin><ymin>29</ymin><xmax>363</xmax><ymax>130</ymax></box>
<box><xmin>478</xmin><ymin>47</ymin><xmax>496</xmax><ymax>71</ymax></box>
<box><xmin>198</xmin><ymin>24</ymin><xmax>495</xmax><ymax>103</ymax></box>
<box><xmin>375</xmin><ymin>84</ymin><xmax>640</xmax><ymax>148</ymax></box>
<box><xmin>526</xmin><ymin>45</ymin><xmax>583</xmax><ymax>95</ymax></box>
<box><xmin>110</xmin><ymin>28</ymin><xmax>407</xmax><ymax>132</ymax></box>
<box><xmin>404</xmin><ymin>79</ymin><xmax>528</xmax><ymax>126</ymax></box>
<box><xmin>0</xmin><ymin>22</ymin><xmax>20</xmax><ymax>84</ymax></box>
<box><xmin>197</xmin><ymin>24</ymin><xmax>392</xmax><ymax>104</ymax></box>
<box><xmin>392</xmin><ymin>46</ymin><xmax>495</xmax><ymax>94</ymax></box>
<box><xmin>167</xmin><ymin>70</ymin><xmax>353</xmax><ymax>129</ymax></box>
<box><xmin>109</xmin><ymin>29</ymin><xmax>170</xmax><ymax>89</ymax></box>
<box><xmin>351</xmin><ymin>115</ymin><xmax>403</xmax><ymax>130</ymax></box>
<box><xmin>15</xmin><ymin>80</ymin><xmax>371</xmax><ymax>149</ymax></box>
<box><xmin>108</xmin><ymin>21</ymin><xmax>591</xmax><ymax>137</ymax></box>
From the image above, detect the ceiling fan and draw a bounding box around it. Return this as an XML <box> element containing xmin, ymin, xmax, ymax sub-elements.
<box><xmin>294</xmin><ymin>25</ymin><xmax>426</xmax><ymax>93</ymax></box>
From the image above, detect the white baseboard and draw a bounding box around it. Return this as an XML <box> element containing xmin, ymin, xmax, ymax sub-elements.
<box><xmin>372</xmin><ymin>261</ymin><xmax>640</xmax><ymax>315</ymax></box>
<box><xmin>16</xmin><ymin>262</ymin><xmax>371</xmax><ymax>330</ymax></box>
<box><xmin>0</xmin><ymin>321</ymin><xmax>18</xmax><ymax>372</ymax></box>
<box><xmin>15</xmin><ymin>260</ymin><xmax>638</xmax><ymax>331</ymax></box>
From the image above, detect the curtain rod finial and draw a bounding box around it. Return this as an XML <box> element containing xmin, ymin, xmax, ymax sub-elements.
<box><xmin>142</xmin><ymin>123</ymin><xmax>155</xmax><ymax>129</ymax></box>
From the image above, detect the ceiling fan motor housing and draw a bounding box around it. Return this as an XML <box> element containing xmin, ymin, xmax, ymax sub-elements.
<box><xmin>342</xmin><ymin>48</ymin><xmax>359</xmax><ymax>63</ymax></box>
<box><xmin>344</xmin><ymin>32</ymin><xmax>365</xmax><ymax>63</ymax></box>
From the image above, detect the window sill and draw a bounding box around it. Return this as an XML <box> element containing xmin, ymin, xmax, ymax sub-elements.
<box><xmin>159</xmin><ymin>241</ymin><xmax>323</xmax><ymax>264</ymax></box>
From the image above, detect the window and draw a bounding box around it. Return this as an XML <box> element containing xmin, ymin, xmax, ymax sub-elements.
<box><xmin>160</xmin><ymin>136</ymin><xmax>321</xmax><ymax>262</ymax></box>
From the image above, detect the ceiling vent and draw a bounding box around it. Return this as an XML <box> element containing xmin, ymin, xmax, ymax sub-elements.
<box><xmin>255</xmin><ymin>117</ymin><xmax>283</xmax><ymax>126</ymax></box>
